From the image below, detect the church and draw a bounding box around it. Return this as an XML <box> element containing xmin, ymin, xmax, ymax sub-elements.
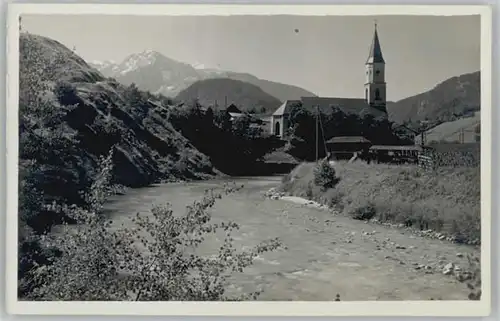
<box><xmin>271</xmin><ymin>24</ymin><xmax>388</xmax><ymax>138</ymax></box>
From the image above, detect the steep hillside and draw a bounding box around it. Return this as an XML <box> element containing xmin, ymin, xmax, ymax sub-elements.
<box><xmin>175</xmin><ymin>78</ymin><xmax>283</xmax><ymax>114</ymax></box>
<box><xmin>387</xmin><ymin>71</ymin><xmax>480</xmax><ymax>125</ymax></box>
<box><xmin>90</xmin><ymin>51</ymin><xmax>316</xmax><ymax>102</ymax></box>
<box><xmin>19</xmin><ymin>33</ymin><xmax>217</xmax><ymax>205</ymax></box>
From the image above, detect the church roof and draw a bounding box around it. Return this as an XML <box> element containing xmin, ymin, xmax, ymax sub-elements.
<box><xmin>272</xmin><ymin>100</ymin><xmax>301</xmax><ymax>116</ymax></box>
<box><xmin>366</xmin><ymin>25</ymin><xmax>385</xmax><ymax>64</ymax></box>
<box><xmin>300</xmin><ymin>96</ymin><xmax>386</xmax><ymax>119</ymax></box>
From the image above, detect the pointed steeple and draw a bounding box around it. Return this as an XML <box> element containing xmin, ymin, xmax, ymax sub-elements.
<box><xmin>366</xmin><ymin>21</ymin><xmax>385</xmax><ymax>64</ymax></box>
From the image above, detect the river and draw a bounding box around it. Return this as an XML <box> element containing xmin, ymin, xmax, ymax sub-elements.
<box><xmin>102</xmin><ymin>176</ymin><xmax>478</xmax><ymax>301</ymax></box>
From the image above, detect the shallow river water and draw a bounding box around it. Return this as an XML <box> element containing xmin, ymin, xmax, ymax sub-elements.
<box><xmin>103</xmin><ymin>176</ymin><xmax>478</xmax><ymax>301</ymax></box>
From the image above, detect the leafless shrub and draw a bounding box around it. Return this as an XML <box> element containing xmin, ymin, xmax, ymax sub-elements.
<box><xmin>26</xmin><ymin>151</ymin><xmax>282</xmax><ymax>301</ymax></box>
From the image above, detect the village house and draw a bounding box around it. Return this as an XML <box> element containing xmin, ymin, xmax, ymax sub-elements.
<box><xmin>271</xmin><ymin>23</ymin><xmax>388</xmax><ymax>138</ymax></box>
<box><xmin>326</xmin><ymin>136</ymin><xmax>372</xmax><ymax>159</ymax></box>
<box><xmin>224</xmin><ymin>103</ymin><xmax>248</xmax><ymax>121</ymax></box>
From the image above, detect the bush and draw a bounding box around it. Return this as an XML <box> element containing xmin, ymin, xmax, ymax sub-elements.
<box><xmin>350</xmin><ymin>202</ymin><xmax>377</xmax><ymax>221</ymax></box>
<box><xmin>24</xmin><ymin>150</ymin><xmax>283</xmax><ymax>301</ymax></box>
<box><xmin>313</xmin><ymin>160</ymin><xmax>340</xmax><ymax>191</ymax></box>
<box><xmin>54</xmin><ymin>80</ymin><xmax>81</xmax><ymax>107</ymax></box>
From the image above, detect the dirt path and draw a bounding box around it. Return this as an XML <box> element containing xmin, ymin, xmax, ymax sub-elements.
<box><xmin>103</xmin><ymin>176</ymin><xmax>479</xmax><ymax>301</ymax></box>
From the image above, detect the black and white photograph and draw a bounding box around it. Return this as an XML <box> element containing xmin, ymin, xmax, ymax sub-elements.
<box><xmin>6</xmin><ymin>3</ymin><xmax>492</xmax><ymax>316</ymax></box>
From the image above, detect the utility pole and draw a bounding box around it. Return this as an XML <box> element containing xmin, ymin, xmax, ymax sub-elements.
<box><xmin>420</xmin><ymin>131</ymin><xmax>426</xmax><ymax>146</ymax></box>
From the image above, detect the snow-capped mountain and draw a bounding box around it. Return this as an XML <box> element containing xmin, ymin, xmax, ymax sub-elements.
<box><xmin>90</xmin><ymin>51</ymin><xmax>202</xmax><ymax>97</ymax></box>
<box><xmin>90</xmin><ymin>60</ymin><xmax>120</xmax><ymax>76</ymax></box>
<box><xmin>89</xmin><ymin>51</ymin><xmax>317</xmax><ymax>101</ymax></box>
<box><xmin>90</xmin><ymin>60</ymin><xmax>115</xmax><ymax>69</ymax></box>
<box><xmin>118</xmin><ymin>50</ymin><xmax>160</xmax><ymax>75</ymax></box>
<box><xmin>191</xmin><ymin>62</ymin><xmax>219</xmax><ymax>70</ymax></box>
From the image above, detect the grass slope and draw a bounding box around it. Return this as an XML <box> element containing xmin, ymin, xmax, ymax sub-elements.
<box><xmin>419</xmin><ymin>112</ymin><xmax>480</xmax><ymax>144</ymax></box>
<box><xmin>280</xmin><ymin>161</ymin><xmax>480</xmax><ymax>245</ymax></box>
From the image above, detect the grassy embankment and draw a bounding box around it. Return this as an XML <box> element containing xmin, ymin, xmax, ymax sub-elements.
<box><xmin>279</xmin><ymin>161</ymin><xmax>480</xmax><ymax>245</ymax></box>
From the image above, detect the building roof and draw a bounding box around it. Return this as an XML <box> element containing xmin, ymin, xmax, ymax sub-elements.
<box><xmin>326</xmin><ymin>136</ymin><xmax>372</xmax><ymax>144</ymax></box>
<box><xmin>226</xmin><ymin>104</ymin><xmax>242</xmax><ymax>113</ymax></box>
<box><xmin>272</xmin><ymin>100</ymin><xmax>301</xmax><ymax>116</ymax></box>
<box><xmin>366</xmin><ymin>24</ymin><xmax>385</xmax><ymax>64</ymax></box>
<box><xmin>259</xmin><ymin>116</ymin><xmax>272</xmax><ymax>123</ymax></box>
<box><xmin>369</xmin><ymin>145</ymin><xmax>423</xmax><ymax>151</ymax></box>
<box><xmin>300</xmin><ymin>96</ymin><xmax>386</xmax><ymax>118</ymax></box>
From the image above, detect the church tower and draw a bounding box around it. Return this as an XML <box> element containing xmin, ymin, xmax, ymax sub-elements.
<box><xmin>364</xmin><ymin>22</ymin><xmax>387</xmax><ymax>113</ymax></box>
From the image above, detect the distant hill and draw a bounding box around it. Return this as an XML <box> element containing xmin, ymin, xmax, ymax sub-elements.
<box><xmin>387</xmin><ymin>71</ymin><xmax>480</xmax><ymax>125</ymax></box>
<box><xmin>213</xmin><ymin>71</ymin><xmax>317</xmax><ymax>101</ymax></box>
<box><xmin>90</xmin><ymin>51</ymin><xmax>317</xmax><ymax>102</ymax></box>
<box><xmin>175</xmin><ymin>78</ymin><xmax>283</xmax><ymax>114</ymax></box>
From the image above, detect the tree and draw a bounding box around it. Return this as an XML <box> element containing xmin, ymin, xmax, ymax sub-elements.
<box><xmin>214</xmin><ymin>110</ymin><xmax>232</xmax><ymax>132</ymax></box>
<box><xmin>247</xmin><ymin>107</ymin><xmax>257</xmax><ymax>114</ymax></box>
<box><xmin>231</xmin><ymin>115</ymin><xmax>252</xmax><ymax>136</ymax></box>
<box><xmin>54</xmin><ymin>80</ymin><xmax>81</xmax><ymax>107</ymax></box>
<box><xmin>205</xmin><ymin>107</ymin><xmax>214</xmax><ymax>123</ymax></box>
<box><xmin>124</xmin><ymin>83</ymin><xmax>142</xmax><ymax>104</ymax></box>
<box><xmin>287</xmin><ymin>102</ymin><xmax>314</xmax><ymax>141</ymax></box>
<box><xmin>313</xmin><ymin>160</ymin><xmax>340</xmax><ymax>191</ymax></box>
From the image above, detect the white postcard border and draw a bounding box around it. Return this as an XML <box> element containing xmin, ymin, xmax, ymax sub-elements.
<box><xmin>5</xmin><ymin>3</ymin><xmax>493</xmax><ymax>316</ymax></box>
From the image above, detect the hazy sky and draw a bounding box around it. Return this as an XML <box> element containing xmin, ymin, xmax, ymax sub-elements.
<box><xmin>23</xmin><ymin>14</ymin><xmax>480</xmax><ymax>101</ymax></box>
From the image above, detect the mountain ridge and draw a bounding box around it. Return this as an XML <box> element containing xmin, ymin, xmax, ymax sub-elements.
<box><xmin>387</xmin><ymin>71</ymin><xmax>480</xmax><ymax>125</ymax></box>
<box><xmin>90</xmin><ymin>51</ymin><xmax>317</xmax><ymax>102</ymax></box>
